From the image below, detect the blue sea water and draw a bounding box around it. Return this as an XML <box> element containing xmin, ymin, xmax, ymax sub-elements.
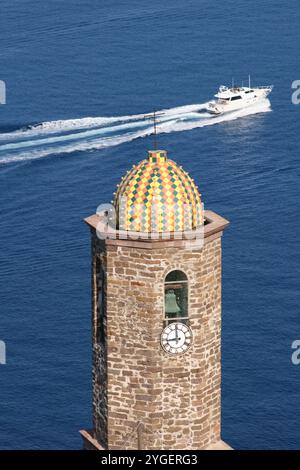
<box><xmin>0</xmin><ymin>0</ymin><xmax>300</xmax><ymax>449</ymax></box>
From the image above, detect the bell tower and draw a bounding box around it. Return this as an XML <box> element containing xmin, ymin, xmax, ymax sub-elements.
<box><xmin>80</xmin><ymin>149</ymin><xmax>231</xmax><ymax>450</ymax></box>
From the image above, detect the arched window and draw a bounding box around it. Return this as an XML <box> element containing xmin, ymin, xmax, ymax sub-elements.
<box><xmin>164</xmin><ymin>270</ymin><xmax>188</xmax><ymax>325</ymax></box>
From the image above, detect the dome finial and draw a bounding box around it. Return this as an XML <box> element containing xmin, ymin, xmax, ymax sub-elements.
<box><xmin>144</xmin><ymin>110</ymin><xmax>163</xmax><ymax>150</ymax></box>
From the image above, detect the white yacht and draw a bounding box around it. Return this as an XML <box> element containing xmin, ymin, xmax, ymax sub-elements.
<box><xmin>207</xmin><ymin>79</ymin><xmax>273</xmax><ymax>116</ymax></box>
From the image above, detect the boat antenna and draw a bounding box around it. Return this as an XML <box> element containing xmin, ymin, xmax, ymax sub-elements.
<box><xmin>248</xmin><ymin>74</ymin><xmax>251</xmax><ymax>89</ymax></box>
<box><xmin>144</xmin><ymin>110</ymin><xmax>162</xmax><ymax>150</ymax></box>
<box><xmin>232</xmin><ymin>77</ymin><xmax>234</xmax><ymax>88</ymax></box>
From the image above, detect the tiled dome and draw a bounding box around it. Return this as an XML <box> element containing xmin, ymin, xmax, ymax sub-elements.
<box><xmin>113</xmin><ymin>150</ymin><xmax>204</xmax><ymax>233</ymax></box>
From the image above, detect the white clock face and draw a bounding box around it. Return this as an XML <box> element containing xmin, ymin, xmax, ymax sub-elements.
<box><xmin>161</xmin><ymin>322</ymin><xmax>192</xmax><ymax>355</ymax></box>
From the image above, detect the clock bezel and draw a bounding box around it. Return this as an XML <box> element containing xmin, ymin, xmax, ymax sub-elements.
<box><xmin>160</xmin><ymin>321</ymin><xmax>193</xmax><ymax>356</ymax></box>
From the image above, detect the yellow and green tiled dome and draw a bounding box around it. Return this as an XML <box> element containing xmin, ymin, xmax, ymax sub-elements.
<box><xmin>113</xmin><ymin>150</ymin><xmax>204</xmax><ymax>233</ymax></box>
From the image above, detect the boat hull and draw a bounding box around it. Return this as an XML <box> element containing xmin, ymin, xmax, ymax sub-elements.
<box><xmin>207</xmin><ymin>86</ymin><xmax>272</xmax><ymax>116</ymax></box>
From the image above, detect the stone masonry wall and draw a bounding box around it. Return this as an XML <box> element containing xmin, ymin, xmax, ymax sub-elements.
<box><xmin>92</xmin><ymin>238</ymin><xmax>108</xmax><ymax>448</ymax></box>
<box><xmin>92</xmin><ymin>233</ymin><xmax>222</xmax><ymax>450</ymax></box>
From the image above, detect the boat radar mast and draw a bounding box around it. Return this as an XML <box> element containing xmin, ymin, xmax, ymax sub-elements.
<box><xmin>232</xmin><ymin>75</ymin><xmax>251</xmax><ymax>89</ymax></box>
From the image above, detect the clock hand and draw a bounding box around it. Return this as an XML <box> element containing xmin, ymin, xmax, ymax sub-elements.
<box><xmin>175</xmin><ymin>323</ymin><xmax>179</xmax><ymax>344</ymax></box>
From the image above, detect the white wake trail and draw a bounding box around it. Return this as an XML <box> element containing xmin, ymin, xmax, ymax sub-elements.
<box><xmin>0</xmin><ymin>103</ymin><xmax>208</xmax><ymax>141</ymax></box>
<box><xmin>0</xmin><ymin>128</ymin><xmax>154</xmax><ymax>165</ymax></box>
<box><xmin>0</xmin><ymin>100</ymin><xmax>271</xmax><ymax>165</ymax></box>
<box><xmin>0</xmin><ymin>119</ymin><xmax>154</xmax><ymax>151</ymax></box>
<box><xmin>157</xmin><ymin>100</ymin><xmax>272</xmax><ymax>133</ymax></box>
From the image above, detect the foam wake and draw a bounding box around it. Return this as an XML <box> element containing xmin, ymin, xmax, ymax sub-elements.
<box><xmin>0</xmin><ymin>100</ymin><xmax>271</xmax><ymax>165</ymax></box>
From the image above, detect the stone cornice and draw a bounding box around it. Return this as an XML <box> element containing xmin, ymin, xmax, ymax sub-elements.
<box><xmin>84</xmin><ymin>210</ymin><xmax>229</xmax><ymax>249</ymax></box>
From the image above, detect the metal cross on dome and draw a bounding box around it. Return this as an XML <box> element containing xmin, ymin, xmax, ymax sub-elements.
<box><xmin>144</xmin><ymin>110</ymin><xmax>163</xmax><ymax>150</ymax></box>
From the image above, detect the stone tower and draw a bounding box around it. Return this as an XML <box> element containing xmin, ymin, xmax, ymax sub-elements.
<box><xmin>80</xmin><ymin>149</ymin><xmax>230</xmax><ymax>450</ymax></box>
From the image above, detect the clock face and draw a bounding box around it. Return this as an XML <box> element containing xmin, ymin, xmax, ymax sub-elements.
<box><xmin>161</xmin><ymin>322</ymin><xmax>192</xmax><ymax>355</ymax></box>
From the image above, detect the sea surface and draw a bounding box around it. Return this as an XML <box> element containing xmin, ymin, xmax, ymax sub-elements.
<box><xmin>0</xmin><ymin>0</ymin><xmax>300</xmax><ymax>449</ymax></box>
